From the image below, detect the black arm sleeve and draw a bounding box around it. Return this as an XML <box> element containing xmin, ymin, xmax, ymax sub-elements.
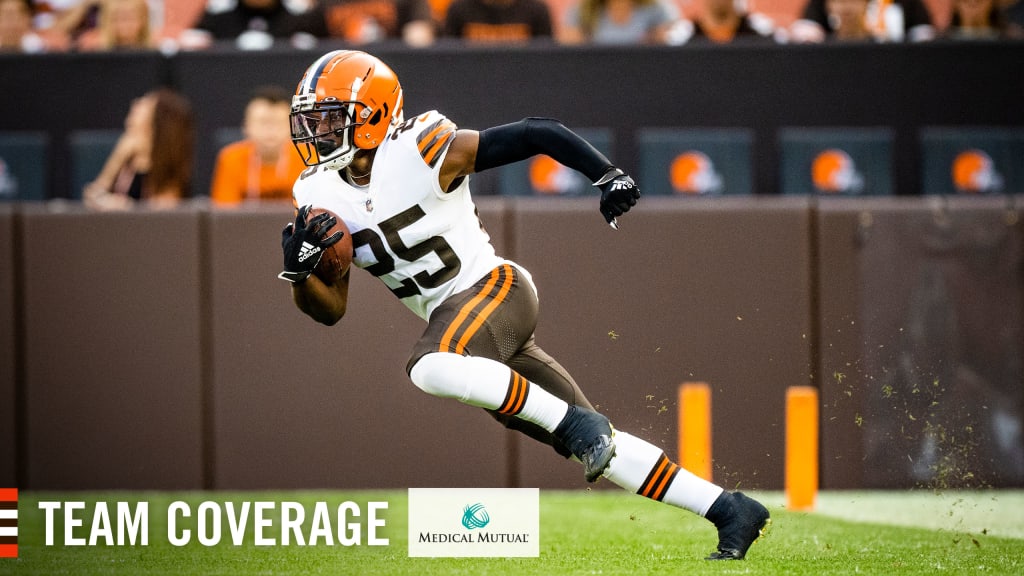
<box><xmin>474</xmin><ymin>117</ymin><xmax>613</xmax><ymax>182</ymax></box>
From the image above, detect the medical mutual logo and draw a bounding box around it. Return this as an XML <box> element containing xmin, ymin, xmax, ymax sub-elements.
<box><xmin>408</xmin><ymin>488</ymin><xmax>538</xmax><ymax>557</ymax></box>
<box><xmin>461</xmin><ymin>503</ymin><xmax>490</xmax><ymax>530</ymax></box>
<box><xmin>0</xmin><ymin>488</ymin><xmax>17</xmax><ymax>558</ymax></box>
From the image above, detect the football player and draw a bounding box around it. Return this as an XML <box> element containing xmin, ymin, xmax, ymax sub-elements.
<box><xmin>279</xmin><ymin>50</ymin><xmax>769</xmax><ymax>560</ymax></box>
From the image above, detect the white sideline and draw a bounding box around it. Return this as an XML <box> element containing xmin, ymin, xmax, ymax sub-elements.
<box><xmin>757</xmin><ymin>490</ymin><xmax>1024</xmax><ymax>539</ymax></box>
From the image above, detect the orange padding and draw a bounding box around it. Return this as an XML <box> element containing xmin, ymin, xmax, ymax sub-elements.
<box><xmin>786</xmin><ymin>386</ymin><xmax>819</xmax><ymax>510</ymax></box>
<box><xmin>678</xmin><ymin>382</ymin><xmax>712</xmax><ymax>482</ymax></box>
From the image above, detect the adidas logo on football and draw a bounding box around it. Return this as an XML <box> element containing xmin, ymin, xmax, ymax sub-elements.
<box><xmin>297</xmin><ymin>241</ymin><xmax>321</xmax><ymax>262</ymax></box>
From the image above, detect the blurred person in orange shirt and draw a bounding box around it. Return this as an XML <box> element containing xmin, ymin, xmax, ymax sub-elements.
<box><xmin>210</xmin><ymin>85</ymin><xmax>306</xmax><ymax>206</ymax></box>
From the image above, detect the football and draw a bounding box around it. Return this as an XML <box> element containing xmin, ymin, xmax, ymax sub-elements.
<box><xmin>307</xmin><ymin>207</ymin><xmax>353</xmax><ymax>284</ymax></box>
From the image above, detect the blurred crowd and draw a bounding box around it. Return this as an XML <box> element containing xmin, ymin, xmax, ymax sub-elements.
<box><xmin>1</xmin><ymin>0</ymin><xmax>1022</xmax><ymax>54</ymax></box>
<box><xmin>80</xmin><ymin>83</ymin><xmax>306</xmax><ymax>209</ymax></box>
<box><xmin>1</xmin><ymin>0</ymin><xmax>1019</xmax><ymax>208</ymax></box>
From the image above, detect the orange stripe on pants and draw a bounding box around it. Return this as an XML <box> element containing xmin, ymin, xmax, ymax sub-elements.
<box><xmin>439</xmin><ymin>267</ymin><xmax>502</xmax><ymax>353</ymax></box>
<box><xmin>452</xmin><ymin>264</ymin><xmax>514</xmax><ymax>355</ymax></box>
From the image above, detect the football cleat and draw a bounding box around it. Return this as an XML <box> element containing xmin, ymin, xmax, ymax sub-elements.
<box><xmin>704</xmin><ymin>491</ymin><xmax>771</xmax><ymax>560</ymax></box>
<box><xmin>553</xmin><ymin>405</ymin><xmax>616</xmax><ymax>482</ymax></box>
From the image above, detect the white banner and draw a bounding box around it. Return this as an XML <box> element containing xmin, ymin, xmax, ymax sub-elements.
<box><xmin>407</xmin><ymin>488</ymin><xmax>539</xmax><ymax>557</ymax></box>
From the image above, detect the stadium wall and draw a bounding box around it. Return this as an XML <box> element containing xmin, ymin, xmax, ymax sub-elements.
<box><xmin>0</xmin><ymin>206</ymin><xmax>16</xmax><ymax>487</ymax></box>
<box><xmin>816</xmin><ymin>197</ymin><xmax>1024</xmax><ymax>489</ymax></box>
<box><xmin>17</xmin><ymin>205</ymin><xmax>206</xmax><ymax>489</ymax></box>
<box><xmin>3</xmin><ymin>197</ymin><xmax>1021</xmax><ymax>491</ymax></box>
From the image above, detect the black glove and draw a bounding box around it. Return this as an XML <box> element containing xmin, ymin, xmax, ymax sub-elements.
<box><xmin>595</xmin><ymin>167</ymin><xmax>641</xmax><ymax>229</ymax></box>
<box><xmin>278</xmin><ymin>205</ymin><xmax>344</xmax><ymax>283</ymax></box>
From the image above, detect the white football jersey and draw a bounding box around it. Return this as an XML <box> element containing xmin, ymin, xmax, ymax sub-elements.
<box><xmin>292</xmin><ymin>110</ymin><xmax>507</xmax><ymax>321</ymax></box>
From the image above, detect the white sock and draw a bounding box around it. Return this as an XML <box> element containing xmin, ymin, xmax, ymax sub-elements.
<box><xmin>603</xmin><ymin>430</ymin><xmax>724</xmax><ymax>516</ymax></box>
<box><xmin>513</xmin><ymin>376</ymin><xmax>570</xmax><ymax>432</ymax></box>
<box><xmin>409</xmin><ymin>352</ymin><xmax>569</xmax><ymax>431</ymax></box>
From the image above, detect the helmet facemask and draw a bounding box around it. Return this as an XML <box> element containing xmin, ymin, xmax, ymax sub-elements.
<box><xmin>291</xmin><ymin>94</ymin><xmax>368</xmax><ymax>171</ymax></box>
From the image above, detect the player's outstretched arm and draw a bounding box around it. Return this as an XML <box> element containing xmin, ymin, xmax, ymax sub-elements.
<box><xmin>279</xmin><ymin>206</ymin><xmax>349</xmax><ymax>325</ymax></box>
<box><xmin>445</xmin><ymin>118</ymin><xmax>641</xmax><ymax>227</ymax></box>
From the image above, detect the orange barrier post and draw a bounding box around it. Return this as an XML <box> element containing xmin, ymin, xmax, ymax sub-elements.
<box><xmin>786</xmin><ymin>386</ymin><xmax>819</xmax><ymax>511</ymax></box>
<box><xmin>678</xmin><ymin>382</ymin><xmax>712</xmax><ymax>481</ymax></box>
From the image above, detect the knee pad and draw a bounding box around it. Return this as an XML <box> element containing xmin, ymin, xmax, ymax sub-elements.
<box><xmin>407</xmin><ymin>352</ymin><xmax>510</xmax><ymax>407</ymax></box>
<box><xmin>408</xmin><ymin>352</ymin><xmax>464</xmax><ymax>399</ymax></box>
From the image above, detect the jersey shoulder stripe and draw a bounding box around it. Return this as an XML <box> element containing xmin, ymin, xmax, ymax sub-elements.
<box><xmin>416</xmin><ymin>117</ymin><xmax>457</xmax><ymax>168</ymax></box>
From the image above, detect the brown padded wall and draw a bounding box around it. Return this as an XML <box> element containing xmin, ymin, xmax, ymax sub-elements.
<box><xmin>21</xmin><ymin>205</ymin><xmax>204</xmax><ymax>489</ymax></box>
<box><xmin>13</xmin><ymin>198</ymin><xmax>1019</xmax><ymax>490</ymax></box>
<box><xmin>816</xmin><ymin>200</ymin><xmax>869</xmax><ymax>488</ymax></box>
<box><xmin>206</xmin><ymin>200</ymin><xmax>510</xmax><ymax>489</ymax></box>
<box><xmin>0</xmin><ymin>206</ymin><xmax>15</xmax><ymax>485</ymax></box>
<box><xmin>823</xmin><ymin>195</ymin><xmax>1024</xmax><ymax>483</ymax></box>
<box><xmin>817</xmin><ymin>197</ymin><xmax>1024</xmax><ymax>489</ymax></box>
<box><xmin>510</xmin><ymin>197</ymin><xmax>813</xmax><ymax>490</ymax></box>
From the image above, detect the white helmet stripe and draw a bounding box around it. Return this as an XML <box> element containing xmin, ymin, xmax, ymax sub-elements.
<box><xmin>349</xmin><ymin>75</ymin><xmax>362</xmax><ymax>102</ymax></box>
<box><xmin>392</xmin><ymin>87</ymin><xmax>404</xmax><ymax>125</ymax></box>
<box><xmin>300</xmin><ymin>50</ymin><xmax>345</xmax><ymax>95</ymax></box>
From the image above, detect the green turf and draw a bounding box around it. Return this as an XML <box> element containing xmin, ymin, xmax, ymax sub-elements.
<box><xmin>2</xmin><ymin>490</ymin><xmax>1022</xmax><ymax>575</ymax></box>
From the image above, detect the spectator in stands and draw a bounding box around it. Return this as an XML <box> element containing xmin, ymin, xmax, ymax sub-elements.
<box><xmin>790</xmin><ymin>0</ymin><xmax>935</xmax><ymax>42</ymax></box>
<box><xmin>75</xmin><ymin>0</ymin><xmax>152</xmax><ymax>50</ymax></box>
<box><xmin>36</xmin><ymin>0</ymin><xmax>210</xmax><ymax>49</ymax></box>
<box><xmin>1006</xmin><ymin>0</ymin><xmax>1024</xmax><ymax>35</ymax></box>
<box><xmin>83</xmin><ymin>88</ymin><xmax>195</xmax><ymax>210</ymax></box>
<box><xmin>443</xmin><ymin>0</ymin><xmax>552</xmax><ymax>42</ymax></box>
<box><xmin>210</xmin><ymin>86</ymin><xmax>306</xmax><ymax>206</ymax></box>
<box><xmin>943</xmin><ymin>0</ymin><xmax>1021</xmax><ymax>37</ymax></box>
<box><xmin>824</xmin><ymin>0</ymin><xmax>875</xmax><ymax>40</ymax></box>
<box><xmin>666</xmin><ymin>0</ymin><xmax>779</xmax><ymax>44</ymax></box>
<box><xmin>322</xmin><ymin>0</ymin><xmax>435</xmax><ymax>46</ymax></box>
<box><xmin>28</xmin><ymin>0</ymin><xmax>72</xmax><ymax>32</ymax></box>
<box><xmin>25</xmin><ymin>0</ymin><xmax>85</xmax><ymax>50</ymax></box>
<box><xmin>559</xmin><ymin>0</ymin><xmax>678</xmax><ymax>44</ymax></box>
<box><xmin>179</xmin><ymin>0</ymin><xmax>327</xmax><ymax>50</ymax></box>
<box><xmin>0</xmin><ymin>0</ymin><xmax>46</xmax><ymax>51</ymax></box>
<box><xmin>45</xmin><ymin>0</ymin><xmax>99</xmax><ymax>47</ymax></box>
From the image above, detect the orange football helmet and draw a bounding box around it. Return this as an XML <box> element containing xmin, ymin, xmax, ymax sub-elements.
<box><xmin>290</xmin><ymin>50</ymin><xmax>404</xmax><ymax>170</ymax></box>
<box><xmin>952</xmin><ymin>149</ymin><xmax>1002</xmax><ymax>194</ymax></box>
<box><xmin>811</xmin><ymin>148</ymin><xmax>862</xmax><ymax>194</ymax></box>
